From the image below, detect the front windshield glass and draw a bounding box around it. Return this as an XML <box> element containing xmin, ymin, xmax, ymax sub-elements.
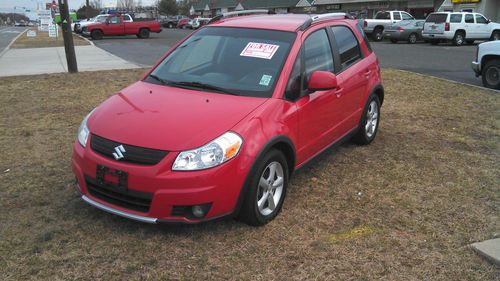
<box><xmin>145</xmin><ymin>27</ymin><xmax>296</xmax><ymax>97</ymax></box>
<box><xmin>96</xmin><ymin>16</ymin><xmax>107</xmax><ymax>23</ymax></box>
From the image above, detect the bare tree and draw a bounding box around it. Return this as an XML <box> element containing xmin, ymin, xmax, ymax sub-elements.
<box><xmin>91</xmin><ymin>0</ymin><xmax>102</xmax><ymax>9</ymax></box>
<box><xmin>118</xmin><ymin>0</ymin><xmax>135</xmax><ymax>10</ymax></box>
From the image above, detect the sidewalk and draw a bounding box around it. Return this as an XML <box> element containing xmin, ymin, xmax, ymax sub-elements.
<box><xmin>0</xmin><ymin>45</ymin><xmax>140</xmax><ymax>77</ymax></box>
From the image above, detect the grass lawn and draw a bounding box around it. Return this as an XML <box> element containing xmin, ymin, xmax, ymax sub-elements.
<box><xmin>10</xmin><ymin>28</ymin><xmax>90</xmax><ymax>49</ymax></box>
<box><xmin>0</xmin><ymin>69</ymin><xmax>498</xmax><ymax>280</ymax></box>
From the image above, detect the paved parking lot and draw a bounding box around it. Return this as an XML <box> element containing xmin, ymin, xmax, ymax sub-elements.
<box><xmin>92</xmin><ymin>28</ymin><xmax>483</xmax><ymax>88</ymax></box>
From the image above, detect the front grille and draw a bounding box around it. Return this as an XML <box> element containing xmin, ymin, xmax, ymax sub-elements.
<box><xmin>90</xmin><ymin>134</ymin><xmax>168</xmax><ymax>165</ymax></box>
<box><xmin>85</xmin><ymin>175</ymin><xmax>153</xmax><ymax>213</ymax></box>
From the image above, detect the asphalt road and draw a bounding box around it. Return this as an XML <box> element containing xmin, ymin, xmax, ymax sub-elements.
<box><xmin>0</xmin><ymin>26</ymin><xmax>27</xmax><ymax>53</ymax></box>
<box><xmin>93</xmin><ymin>28</ymin><xmax>483</xmax><ymax>88</ymax></box>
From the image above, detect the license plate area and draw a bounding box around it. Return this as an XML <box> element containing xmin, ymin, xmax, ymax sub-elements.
<box><xmin>96</xmin><ymin>164</ymin><xmax>128</xmax><ymax>191</ymax></box>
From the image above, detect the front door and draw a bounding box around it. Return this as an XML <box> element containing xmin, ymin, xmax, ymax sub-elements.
<box><xmin>105</xmin><ymin>15</ymin><xmax>124</xmax><ymax>36</ymax></box>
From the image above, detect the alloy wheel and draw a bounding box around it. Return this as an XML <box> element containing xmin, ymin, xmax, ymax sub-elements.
<box><xmin>365</xmin><ymin>100</ymin><xmax>379</xmax><ymax>138</ymax></box>
<box><xmin>256</xmin><ymin>161</ymin><xmax>284</xmax><ymax>216</ymax></box>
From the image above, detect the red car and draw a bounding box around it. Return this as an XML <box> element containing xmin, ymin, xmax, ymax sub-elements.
<box><xmin>177</xmin><ymin>18</ymin><xmax>189</xmax><ymax>29</ymax></box>
<box><xmin>82</xmin><ymin>14</ymin><xmax>162</xmax><ymax>40</ymax></box>
<box><xmin>73</xmin><ymin>11</ymin><xmax>383</xmax><ymax>226</ymax></box>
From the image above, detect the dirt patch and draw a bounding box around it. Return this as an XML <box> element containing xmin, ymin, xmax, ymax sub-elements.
<box><xmin>10</xmin><ymin>28</ymin><xmax>89</xmax><ymax>49</ymax></box>
<box><xmin>0</xmin><ymin>69</ymin><xmax>498</xmax><ymax>280</ymax></box>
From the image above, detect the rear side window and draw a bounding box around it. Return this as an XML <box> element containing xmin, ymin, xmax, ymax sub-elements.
<box><xmin>393</xmin><ymin>13</ymin><xmax>401</xmax><ymax>20</ymax></box>
<box><xmin>375</xmin><ymin>12</ymin><xmax>390</xmax><ymax>20</ymax></box>
<box><xmin>402</xmin><ymin>13</ymin><xmax>413</xmax><ymax>20</ymax></box>
<box><xmin>355</xmin><ymin>23</ymin><xmax>372</xmax><ymax>53</ymax></box>
<box><xmin>331</xmin><ymin>26</ymin><xmax>362</xmax><ymax>69</ymax></box>
<box><xmin>465</xmin><ymin>14</ymin><xmax>474</xmax><ymax>23</ymax></box>
<box><xmin>450</xmin><ymin>14</ymin><xmax>462</xmax><ymax>23</ymax></box>
<box><xmin>426</xmin><ymin>13</ymin><xmax>447</xmax><ymax>23</ymax></box>
<box><xmin>304</xmin><ymin>29</ymin><xmax>335</xmax><ymax>76</ymax></box>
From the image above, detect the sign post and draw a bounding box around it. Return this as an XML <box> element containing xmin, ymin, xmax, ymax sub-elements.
<box><xmin>57</xmin><ymin>0</ymin><xmax>77</xmax><ymax>73</ymax></box>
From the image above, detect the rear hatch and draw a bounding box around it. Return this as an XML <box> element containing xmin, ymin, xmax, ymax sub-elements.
<box><xmin>424</xmin><ymin>13</ymin><xmax>447</xmax><ymax>34</ymax></box>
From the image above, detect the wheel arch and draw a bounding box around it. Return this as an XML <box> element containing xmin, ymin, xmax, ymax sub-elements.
<box><xmin>455</xmin><ymin>29</ymin><xmax>466</xmax><ymax>37</ymax></box>
<box><xmin>481</xmin><ymin>55</ymin><xmax>500</xmax><ymax>70</ymax></box>
<box><xmin>371</xmin><ymin>83</ymin><xmax>385</xmax><ymax>106</ymax></box>
<box><xmin>233</xmin><ymin>135</ymin><xmax>296</xmax><ymax>217</ymax></box>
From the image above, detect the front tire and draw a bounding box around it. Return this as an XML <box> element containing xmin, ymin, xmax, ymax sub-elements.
<box><xmin>373</xmin><ymin>27</ymin><xmax>383</xmax><ymax>41</ymax></box>
<box><xmin>490</xmin><ymin>31</ymin><xmax>500</xmax><ymax>41</ymax></box>
<box><xmin>353</xmin><ymin>95</ymin><xmax>381</xmax><ymax>145</ymax></box>
<box><xmin>90</xmin><ymin>29</ymin><xmax>103</xmax><ymax>40</ymax></box>
<box><xmin>482</xmin><ymin>59</ymin><xmax>500</xmax><ymax>90</ymax></box>
<box><xmin>238</xmin><ymin>149</ymin><xmax>288</xmax><ymax>226</ymax></box>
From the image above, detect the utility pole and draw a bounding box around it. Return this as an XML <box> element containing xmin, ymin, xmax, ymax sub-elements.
<box><xmin>86</xmin><ymin>0</ymin><xmax>90</xmax><ymax>19</ymax></box>
<box><xmin>57</xmin><ymin>0</ymin><xmax>78</xmax><ymax>73</ymax></box>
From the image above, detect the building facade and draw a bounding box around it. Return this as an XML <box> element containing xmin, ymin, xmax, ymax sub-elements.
<box><xmin>439</xmin><ymin>0</ymin><xmax>500</xmax><ymax>22</ymax></box>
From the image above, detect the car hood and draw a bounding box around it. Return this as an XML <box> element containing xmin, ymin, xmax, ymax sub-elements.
<box><xmin>89</xmin><ymin>81</ymin><xmax>267</xmax><ymax>151</ymax></box>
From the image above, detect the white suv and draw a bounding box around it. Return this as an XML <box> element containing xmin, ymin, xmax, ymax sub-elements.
<box><xmin>423</xmin><ymin>12</ymin><xmax>500</xmax><ymax>46</ymax></box>
<box><xmin>472</xmin><ymin>41</ymin><xmax>500</xmax><ymax>89</ymax></box>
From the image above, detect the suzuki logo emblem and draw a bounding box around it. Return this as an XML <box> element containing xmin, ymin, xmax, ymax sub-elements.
<box><xmin>112</xmin><ymin>145</ymin><xmax>126</xmax><ymax>160</ymax></box>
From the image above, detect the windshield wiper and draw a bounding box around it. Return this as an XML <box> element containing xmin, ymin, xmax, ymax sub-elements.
<box><xmin>168</xmin><ymin>81</ymin><xmax>238</xmax><ymax>95</ymax></box>
<box><xmin>148</xmin><ymin>74</ymin><xmax>167</xmax><ymax>85</ymax></box>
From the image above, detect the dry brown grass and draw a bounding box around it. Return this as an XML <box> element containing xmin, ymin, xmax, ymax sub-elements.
<box><xmin>10</xmin><ymin>28</ymin><xmax>89</xmax><ymax>49</ymax></box>
<box><xmin>0</xmin><ymin>69</ymin><xmax>498</xmax><ymax>280</ymax></box>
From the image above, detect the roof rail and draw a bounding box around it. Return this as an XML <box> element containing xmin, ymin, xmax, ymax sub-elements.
<box><xmin>208</xmin><ymin>9</ymin><xmax>275</xmax><ymax>24</ymax></box>
<box><xmin>298</xmin><ymin>12</ymin><xmax>354</xmax><ymax>31</ymax></box>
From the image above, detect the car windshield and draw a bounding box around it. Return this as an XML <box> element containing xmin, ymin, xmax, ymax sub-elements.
<box><xmin>145</xmin><ymin>27</ymin><xmax>296</xmax><ymax>98</ymax></box>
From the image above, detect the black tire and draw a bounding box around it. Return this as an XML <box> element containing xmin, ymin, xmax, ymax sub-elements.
<box><xmin>452</xmin><ymin>31</ymin><xmax>465</xmax><ymax>46</ymax></box>
<box><xmin>238</xmin><ymin>149</ymin><xmax>289</xmax><ymax>226</ymax></box>
<box><xmin>408</xmin><ymin>33</ymin><xmax>418</xmax><ymax>44</ymax></box>
<box><xmin>482</xmin><ymin>59</ymin><xmax>500</xmax><ymax>90</ymax></box>
<box><xmin>352</xmin><ymin>95</ymin><xmax>381</xmax><ymax>145</ymax></box>
<box><xmin>430</xmin><ymin>39</ymin><xmax>439</xmax><ymax>45</ymax></box>
<box><xmin>490</xmin><ymin>30</ymin><xmax>500</xmax><ymax>41</ymax></box>
<box><xmin>390</xmin><ymin>39</ymin><xmax>398</xmax><ymax>43</ymax></box>
<box><xmin>90</xmin><ymin>29</ymin><xmax>103</xmax><ymax>40</ymax></box>
<box><xmin>138</xmin><ymin>28</ymin><xmax>150</xmax><ymax>39</ymax></box>
<box><xmin>373</xmin><ymin>27</ymin><xmax>383</xmax><ymax>41</ymax></box>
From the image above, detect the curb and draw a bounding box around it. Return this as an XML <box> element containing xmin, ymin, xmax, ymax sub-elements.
<box><xmin>395</xmin><ymin>69</ymin><xmax>500</xmax><ymax>94</ymax></box>
<box><xmin>74</xmin><ymin>32</ymin><xmax>94</xmax><ymax>46</ymax></box>
<box><xmin>0</xmin><ymin>28</ymin><xmax>28</xmax><ymax>58</ymax></box>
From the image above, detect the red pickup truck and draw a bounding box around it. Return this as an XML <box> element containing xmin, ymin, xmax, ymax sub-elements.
<box><xmin>82</xmin><ymin>14</ymin><xmax>162</xmax><ymax>40</ymax></box>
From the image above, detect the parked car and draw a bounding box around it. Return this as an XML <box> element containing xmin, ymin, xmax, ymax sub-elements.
<box><xmin>73</xmin><ymin>14</ymin><xmax>133</xmax><ymax>33</ymax></box>
<box><xmin>364</xmin><ymin>11</ymin><xmax>415</xmax><ymax>41</ymax></box>
<box><xmin>177</xmin><ymin>18</ymin><xmax>190</xmax><ymax>29</ymax></box>
<box><xmin>423</xmin><ymin>12</ymin><xmax>500</xmax><ymax>46</ymax></box>
<box><xmin>186</xmin><ymin>17</ymin><xmax>211</xmax><ymax>29</ymax></box>
<box><xmin>472</xmin><ymin>40</ymin><xmax>500</xmax><ymax>89</ymax></box>
<box><xmin>81</xmin><ymin>14</ymin><xmax>161</xmax><ymax>40</ymax></box>
<box><xmin>162</xmin><ymin>15</ymin><xmax>187</xmax><ymax>28</ymax></box>
<box><xmin>72</xmin><ymin>11</ymin><xmax>383</xmax><ymax>226</ymax></box>
<box><xmin>383</xmin><ymin>20</ymin><xmax>425</xmax><ymax>44</ymax></box>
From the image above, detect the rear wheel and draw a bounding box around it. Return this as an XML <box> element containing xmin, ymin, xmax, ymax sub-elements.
<box><xmin>238</xmin><ymin>149</ymin><xmax>288</xmax><ymax>226</ymax></box>
<box><xmin>408</xmin><ymin>33</ymin><xmax>418</xmax><ymax>44</ymax></box>
<box><xmin>137</xmin><ymin>28</ymin><xmax>150</xmax><ymax>39</ymax></box>
<box><xmin>482</xmin><ymin>59</ymin><xmax>500</xmax><ymax>90</ymax></box>
<box><xmin>390</xmin><ymin>39</ymin><xmax>398</xmax><ymax>43</ymax></box>
<box><xmin>452</xmin><ymin>31</ymin><xmax>465</xmax><ymax>46</ymax></box>
<box><xmin>373</xmin><ymin>27</ymin><xmax>383</xmax><ymax>41</ymax></box>
<box><xmin>90</xmin><ymin>29</ymin><xmax>103</xmax><ymax>40</ymax></box>
<box><xmin>353</xmin><ymin>95</ymin><xmax>381</xmax><ymax>145</ymax></box>
<box><xmin>490</xmin><ymin>31</ymin><xmax>500</xmax><ymax>41</ymax></box>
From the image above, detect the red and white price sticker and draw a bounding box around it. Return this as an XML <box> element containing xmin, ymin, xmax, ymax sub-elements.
<box><xmin>240</xmin><ymin>42</ymin><xmax>280</xmax><ymax>60</ymax></box>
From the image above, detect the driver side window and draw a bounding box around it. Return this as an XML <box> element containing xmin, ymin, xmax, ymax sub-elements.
<box><xmin>109</xmin><ymin>16</ymin><xmax>120</xmax><ymax>24</ymax></box>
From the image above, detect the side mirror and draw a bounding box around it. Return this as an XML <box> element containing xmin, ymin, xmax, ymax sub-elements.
<box><xmin>307</xmin><ymin>71</ymin><xmax>338</xmax><ymax>91</ymax></box>
<box><xmin>486</xmin><ymin>19</ymin><xmax>491</xmax><ymax>24</ymax></box>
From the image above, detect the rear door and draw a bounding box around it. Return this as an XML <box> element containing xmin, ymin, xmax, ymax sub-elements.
<box><xmin>424</xmin><ymin>13</ymin><xmax>447</xmax><ymax>34</ymax></box>
<box><xmin>329</xmin><ymin>25</ymin><xmax>368</xmax><ymax>132</ymax></box>
<box><xmin>464</xmin><ymin>13</ymin><xmax>476</xmax><ymax>37</ymax></box>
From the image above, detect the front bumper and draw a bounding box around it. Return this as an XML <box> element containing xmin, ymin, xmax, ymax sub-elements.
<box><xmin>471</xmin><ymin>61</ymin><xmax>481</xmax><ymax>76</ymax></box>
<box><xmin>72</xmin><ymin>137</ymin><xmax>252</xmax><ymax>224</ymax></box>
<box><xmin>82</xmin><ymin>30</ymin><xmax>90</xmax><ymax>37</ymax></box>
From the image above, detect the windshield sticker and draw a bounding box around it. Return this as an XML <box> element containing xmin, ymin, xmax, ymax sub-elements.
<box><xmin>240</xmin><ymin>42</ymin><xmax>280</xmax><ymax>60</ymax></box>
<box><xmin>259</xmin><ymin>75</ymin><xmax>273</xmax><ymax>86</ymax></box>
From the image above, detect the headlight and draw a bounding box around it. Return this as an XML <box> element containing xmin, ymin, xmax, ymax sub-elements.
<box><xmin>77</xmin><ymin>110</ymin><xmax>94</xmax><ymax>147</ymax></box>
<box><xmin>172</xmin><ymin>132</ymin><xmax>243</xmax><ymax>171</ymax></box>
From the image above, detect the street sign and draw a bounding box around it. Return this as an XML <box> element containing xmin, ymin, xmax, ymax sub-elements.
<box><xmin>48</xmin><ymin>24</ymin><xmax>58</xmax><ymax>37</ymax></box>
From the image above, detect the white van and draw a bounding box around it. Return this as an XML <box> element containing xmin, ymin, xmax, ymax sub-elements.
<box><xmin>422</xmin><ymin>12</ymin><xmax>500</xmax><ymax>46</ymax></box>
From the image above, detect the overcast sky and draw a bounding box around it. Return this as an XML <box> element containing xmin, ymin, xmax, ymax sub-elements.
<box><xmin>0</xmin><ymin>0</ymin><xmax>157</xmax><ymax>11</ymax></box>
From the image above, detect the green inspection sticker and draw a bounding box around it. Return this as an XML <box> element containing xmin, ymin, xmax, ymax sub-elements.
<box><xmin>259</xmin><ymin>74</ymin><xmax>272</xmax><ymax>86</ymax></box>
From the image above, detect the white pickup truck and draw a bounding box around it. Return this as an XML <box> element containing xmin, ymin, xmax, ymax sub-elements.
<box><xmin>363</xmin><ymin>11</ymin><xmax>415</xmax><ymax>41</ymax></box>
<box><xmin>72</xmin><ymin>14</ymin><xmax>133</xmax><ymax>33</ymax></box>
<box><xmin>472</xmin><ymin>41</ymin><xmax>500</xmax><ymax>89</ymax></box>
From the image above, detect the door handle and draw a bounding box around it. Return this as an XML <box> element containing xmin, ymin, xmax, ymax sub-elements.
<box><xmin>334</xmin><ymin>88</ymin><xmax>343</xmax><ymax>98</ymax></box>
<box><xmin>364</xmin><ymin>69</ymin><xmax>372</xmax><ymax>78</ymax></box>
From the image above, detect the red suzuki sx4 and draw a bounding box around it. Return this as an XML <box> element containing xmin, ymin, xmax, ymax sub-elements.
<box><xmin>72</xmin><ymin>11</ymin><xmax>384</xmax><ymax>226</ymax></box>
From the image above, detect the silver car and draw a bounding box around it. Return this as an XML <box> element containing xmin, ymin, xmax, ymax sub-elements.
<box><xmin>383</xmin><ymin>20</ymin><xmax>425</xmax><ymax>44</ymax></box>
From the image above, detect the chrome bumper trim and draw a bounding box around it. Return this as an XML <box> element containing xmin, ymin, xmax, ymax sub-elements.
<box><xmin>81</xmin><ymin>195</ymin><xmax>158</xmax><ymax>224</ymax></box>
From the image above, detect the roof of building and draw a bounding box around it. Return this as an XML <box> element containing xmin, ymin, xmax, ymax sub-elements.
<box><xmin>191</xmin><ymin>0</ymin><xmax>310</xmax><ymax>11</ymax></box>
